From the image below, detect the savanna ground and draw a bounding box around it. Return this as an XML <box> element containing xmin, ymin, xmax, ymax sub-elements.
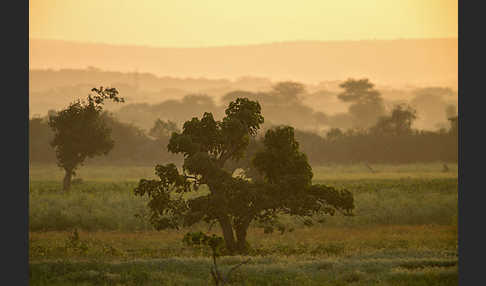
<box><xmin>29</xmin><ymin>163</ymin><xmax>458</xmax><ymax>285</ymax></box>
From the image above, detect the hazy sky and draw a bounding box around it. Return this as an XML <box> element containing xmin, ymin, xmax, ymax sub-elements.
<box><xmin>30</xmin><ymin>0</ymin><xmax>457</xmax><ymax>47</ymax></box>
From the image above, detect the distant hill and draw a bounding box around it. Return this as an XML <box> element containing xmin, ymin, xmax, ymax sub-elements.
<box><xmin>30</xmin><ymin>38</ymin><xmax>457</xmax><ymax>87</ymax></box>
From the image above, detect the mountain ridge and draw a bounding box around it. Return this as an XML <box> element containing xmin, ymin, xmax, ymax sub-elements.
<box><xmin>30</xmin><ymin>38</ymin><xmax>457</xmax><ymax>87</ymax></box>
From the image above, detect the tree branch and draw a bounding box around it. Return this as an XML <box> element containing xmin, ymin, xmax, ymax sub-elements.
<box><xmin>184</xmin><ymin>175</ymin><xmax>199</xmax><ymax>180</ymax></box>
<box><xmin>207</xmin><ymin>220</ymin><xmax>216</xmax><ymax>232</ymax></box>
<box><xmin>217</xmin><ymin>143</ymin><xmax>241</xmax><ymax>168</ymax></box>
<box><xmin>224</xmin><ymin>258</ymin><xmax>251</xmax><ymax>283</ymax></box>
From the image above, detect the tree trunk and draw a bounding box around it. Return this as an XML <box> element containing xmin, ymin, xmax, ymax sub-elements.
<box><xmin>235</xmin><ymin>218</ymin><xmax>251</xmax><ymax>254</ymax></box>
<box><xmin>235</xmin><ymin>227</ymin><xmax>248</xmax><ymax>253</ymax></box>
<box><xmin>63</xmin><ymin>168</ymin><xmax>73</xmax><ymax>192</ymax></box>
<box><xmin>218</xmin><ymin>215</ymin><xmax>236</xmax><ymax>254</ymax></box>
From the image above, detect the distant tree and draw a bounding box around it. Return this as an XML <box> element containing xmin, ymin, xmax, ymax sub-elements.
<box><xmin>414</xmin><ymin>87</ymin><xmax>455</xmax><ymax>98</ymax></box>
<box><xmin>134</xmin><ymin>98</ymin><xmax>354</xmax><ymax>254</ymax></box>
<box><xmin>48</xmin><ymin>87</ymin><xmax>124</xmax><ymax>191</ymax></box>
<box><xmin>371</xmin><ymin>104</ymin><xmax>417</xmax><ymax>136</ymax></box>
<box><xmin>272</xmin><ymin>81</ymin><xmax>305</xmax><ymax>101</ymax></box>
<box><xmin>149</xmin><ymin>119</ymin><xmax>179</xmax><ymax>140</ymax></box>
<box><xmin>338</xmin><ymin>79</ymin><xmax>378</xmax><ymax>102</ymax></box>
<box><xmin>326</xmin><ymin>128</ymin><xmax>344</xmax><ymax>141</ymax></box>
<box><xmin>222</xmin><ymin>90</ymin><xmax>259</xmax><ymax>103</ymax></box>
<box><xmin>448</xmin><ymin>115</ymin><xmax>458</xmax><ymax>137</ymax></box>
<box><xmin>410</xmin><ymin>89</ymin><xmax>453</xmax><ymax>130</ymax></box>
<box><xmin>338</xmin><ymin>78</ymin><xmax>386</xmax><ymax>129</ymax></box>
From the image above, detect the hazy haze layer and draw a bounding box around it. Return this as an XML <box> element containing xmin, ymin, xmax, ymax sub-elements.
<box><xmin>30</xmin><ymin>38</ymin><xmax>457</xmax><ymax>87</ymax></box>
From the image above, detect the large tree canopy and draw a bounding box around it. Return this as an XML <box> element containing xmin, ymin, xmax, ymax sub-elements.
<box><xmin>134</xmin><ymin>97</ymin><xmax>354</xmax><ymax>254</ymax></box>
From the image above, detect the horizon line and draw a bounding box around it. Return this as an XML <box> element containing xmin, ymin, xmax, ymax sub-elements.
<box><xmin>30</xmin><ymin>36</ymin><xmax>458</xmax><ymax>50</ymax></box>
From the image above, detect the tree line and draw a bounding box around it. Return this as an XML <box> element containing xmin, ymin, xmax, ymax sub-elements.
<box><xmin>30</xmin><ymin>79</ymin><xmax>458</xmax><ymax>170</ymax></box>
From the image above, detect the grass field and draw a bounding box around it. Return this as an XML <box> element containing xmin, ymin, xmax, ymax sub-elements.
<box><xmin>29</xmin><ymin>163</ymin><xmax>458</xmax><ymax>285</ymax></box>
<box><xmin>29</xmin><ymin>162</ymin><xmax>458</xmax><ymax>182</ymax></box>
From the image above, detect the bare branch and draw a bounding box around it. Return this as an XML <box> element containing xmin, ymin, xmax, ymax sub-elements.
<box><xmin>224</xmin><ymin>258</ymin><xmax>251</xmax><ymax>282</ymax></box>
<box><xmin>207</xmin><ymin>220</ymin><xmax>216</xmax><ymax>232</ymax></box>
<box><xmin>184</xmin><ymin>175</ymin><xmax>199</xmax><ymax>180</ymax></box>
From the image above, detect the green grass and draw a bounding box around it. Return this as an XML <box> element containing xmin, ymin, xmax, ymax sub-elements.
<box><xmin>30</xmin><ymin>258</ymin><xmax>458</xmax><ymax>285</ymax></box>
<box><xmin>30</xmin><ymin>225</ymin><xmax>457</xmax><ymax>285</ymax></box>
<box><xmin>29</xmin><ymin>163</ymin><xmax>158</xmax><ymax>182</ymax></box>
<box><xmin>29</xmin><ymin>177</ymin><xmax>457</xmax><ymax>231</ymax></box>
<box><xmin>29</xmin><ymin>163</ymin><xmax>458</xmax><ymax>285</ymax></box>
<box><xmin>29</xmin><ymin>225</ymin><xmax>457</xmax><ymax>261</ymax></box>
<box><xmin>29</xmin><ymin>162</ymin><xmax>457</xmax><ymax>182</ymax></box>
<box><xmin>311</xmin><ymin>162</ymin><xmax>457</xmax><ymax>181</ymax></box>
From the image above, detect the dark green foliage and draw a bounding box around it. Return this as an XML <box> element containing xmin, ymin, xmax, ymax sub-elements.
<box><xmin>253</xmin><ymin>127</ymin><xmax>312</xmax><ymax>185</ymax></box>
<box><xmin>134</xmin><ymin>98</ymin><xmax>354</xmax><ymax>254</ymax></box>
<box><xmin>48</xmin><ymin>87</ymin><xmax>124</xmax><ymax>191</ymax></box>
<box><xmin>252</xmin><ymin>126</ymin><xmax>354</xmax><ymax>219</ymax></box>
<box><xmin>295</xmin><ymin>120</ymin><xmax>457</xmax><ymax>165</ymax></box>
<box><xmin>183</xmin><ymin>232</ymin><xmax>225</xmax><ymax>255</ymax></box>
<box><xmin>31</xmin><ymin>113</ymin><xmax>182</xmax><ymax>166</ymax></box>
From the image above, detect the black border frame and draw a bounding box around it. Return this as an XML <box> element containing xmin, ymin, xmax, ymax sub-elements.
<box><xmin>458</xmin><ymin>1</ymin><xmax>482</xmax><ymax>285</ymax></box>
<box><xmin>5</xmin><ymin>0</ymin><xmax>29</xmax><ymax>285</ymax></box>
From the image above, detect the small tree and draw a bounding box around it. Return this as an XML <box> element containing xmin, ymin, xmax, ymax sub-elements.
<box><xmin>134</xmin><ymin>98</ymin><xmax>354</xmax><ymax>254</ymax></box>
<box><xmin>149</xmin><ymin>119</ymin><xmax>179</xmax><ymax>140</ymax></box>
<box><xmin>326</xmin><ymin>128</ymin><xmax>344</xmax><ymax>142</ymax></box>
<box><xmin>371</xmin><ymin>104</ymin><xmax>417</xmax><ymax>136</ymax></box>
<box><xmin>48</xmin><ymin>87</ymin><xmax>124</xmax><ymax>191</ymax></box>
<box><xmin>183</xmin><ymin>232</ymin><xmax>250</xmax><ymax>285</ymax></box>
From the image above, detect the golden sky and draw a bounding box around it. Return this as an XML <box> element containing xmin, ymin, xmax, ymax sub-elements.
<box><xmin>30</xmin><ymin>0</ymin><xmax>457</xmax><ymax>47</ymax></box>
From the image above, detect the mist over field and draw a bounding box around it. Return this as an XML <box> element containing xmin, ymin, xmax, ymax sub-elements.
<box><xmin>30</xmin><ymin>38</ymin><xmax>457</xmax><ymax>87</ymax></box>
<box><xmin>29</xmin><ymin>38</ymin><xmax>458</xmax><ymax>133</ymax></box>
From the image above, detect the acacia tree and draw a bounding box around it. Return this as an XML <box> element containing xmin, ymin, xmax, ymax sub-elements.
<box><xmin>338</xmin><ymin>78</ymin><xmax>386</xmax><ymax>129</ymax></box>
<box><xmin>48</xmin><ymin>87</ymin><xmax>124</xmax><ymax>191</ymax></box>
<box><xmin>134</xmin><ymin>98</ymin><xmax>354</xmax><ymax>254</ymax></box>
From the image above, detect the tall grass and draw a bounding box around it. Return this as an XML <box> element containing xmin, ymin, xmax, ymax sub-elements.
<box><xmin>29</xmin><ymin>164</ymin><xmax>458</xmax><ymax>285</ymax></box>
<box><xmin>30</xmin><ymin>162</ymin><xmax>458</xmax><ymax>182</ymax></box>
<box><xmin>29</xmin><ymin>177</ymin><xmax>457</xmax><ymax>232</ymax></box>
